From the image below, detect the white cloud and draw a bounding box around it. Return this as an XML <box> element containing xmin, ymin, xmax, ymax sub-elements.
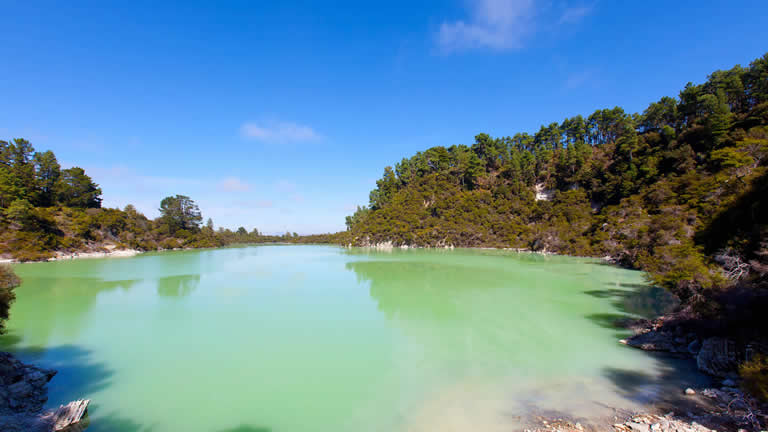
<box><xmin>437</xmin><ymin>0</ymin><xmax>594</xmax><ymax>52</ymax></box>
<box><xmin>218</xmin><ymin>176</ymin><xmax>251</xmax><ymax>192</ymax></box>
<box><xmin>565</xmin><ymin>68</ymin><xmax>596</xmax><ymax>89</ymax></box>
<box><xmin>240</xmin><ymin>120</ymin><xmax>321</xmax><ymax>143</ymax></box>
<box><xmin>438</xmin><ymin>0</ymin><xmax>536</xmax><ymax>52</ymax></box>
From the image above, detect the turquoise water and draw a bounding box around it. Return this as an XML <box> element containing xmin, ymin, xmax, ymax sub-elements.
<box><xmin>2</xmin><ymin>246</ymin><xmax>696</xmax><ymax>431</ymax></box>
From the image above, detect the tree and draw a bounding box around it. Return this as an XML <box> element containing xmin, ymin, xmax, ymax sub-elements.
<box><xmin>159</xmin><ymin>195</ymin><xmax>202</xmax><ymax>235</ymax></box>
<box><xmin>707</xmin><ymin>89</ymin><xmax>732</xmax><ymax>148</ymax></box>
<box><xmin>0</xmin><ymin>166</ymin><xmax>22</xmax><ymax>208</ymax></box>
<box><xmin>641</xmin><ymin>96</ymin><xmax>679</xmax><ymax>132</ymax></box>
<box><xmin>369</xmin><ymin>166</ymin><xmax>398</xmax><ymax>210</ymax></box>
<box><xmin>0</xmin><ymin>264</ymin><xmax>20</xmax><ymax>334</ymax></box>
<box><xmin>345</xmin><ymin>206</ymin><xmax>370</xmax><ymax>230</ymax></box>
<box><xmin>206</xmin><ymin>218</ymin><xmax>214</xmax><ymax>230</ymax></box>
<box><xmin>34</xmin><ymin>150</ymin><xmax>61</xmax><ymax>207</ymax></box>
<box><xmin>0</xmin><ymin>139</ymin><xmax>36</xmax><ymax>206</ymax></box>
<box><xmin>3</xmin><ymin>199</ymin><xmax>35</xmax><ymax>229</ymax></box>
<box><xmin>745</xmin><ymin>53</ymin><xmax>768</xmax><ymax>108</ymax></box>
<box><xmin>55</xmin><ymin>167</ymin><xmax>102</xmax><ymax>208</ymax></box>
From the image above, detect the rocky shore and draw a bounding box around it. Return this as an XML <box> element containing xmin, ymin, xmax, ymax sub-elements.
<box><xmin>0</xmin><ymin>351</ymin><xmax>58</xmax><ymax>431</ymax></box>
<box><xmin>524</xmin><ymin>384</ymin><xmax>766</xmax><ymax>431</ymax></box>
<box><xmin>527</xmin><ymin>315</ymin><xmax>768</xmax><ymax>432</ymax></box>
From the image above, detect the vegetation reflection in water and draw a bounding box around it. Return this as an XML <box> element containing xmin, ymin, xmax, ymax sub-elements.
<box><xmin>1</xmin><ymin>245</ymin><xmax>703</xmax><ymax>432</ymax></box>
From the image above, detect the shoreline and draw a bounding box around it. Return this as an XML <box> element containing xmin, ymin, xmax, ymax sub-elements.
<box><xmin>0</xmin><ymin>248</ymin><xmax>142</xmax><ymax>264</ymax></box>
<box><xmin>528</xmin><ymin>316</ymin><xmax>768</xmax><ymax>431</ymax></box>
<box><xmin>0</xmin><ymin>242</ymin><xmax>323</xmax><ymax>264</ymax></box>
<box><xmin>1</xmin><ymin>242</ymin><xmax>618</xmax><ymax>264</ymax></box>
<box><xmin>345</xmin><ymin>240</ymin><xmax>622</xmax><ymax>263</ymax></box>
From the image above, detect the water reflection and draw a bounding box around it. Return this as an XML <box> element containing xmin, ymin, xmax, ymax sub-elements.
<box><xmin>4</xmin><ymin>275</ymin><xmax>142</xmax><ymax>348</ymax></box>
<box><xmin>347</xmin><ymin>260</ymin><xmax>502</xmax><ymax>321</ymax></box>
<box><xmin>587</xmin><ymin>283</ymin><xmax>680</xmax><ymax>319</ymax></box>
<box><xmin>156</xmin><ymin>274</ymin><xmax>200</xmax><ymax>298</ymax></box>
<box><xmin>215</xmin><ymin>426</ymin><xmax>272</xmax><ymax>432</ymax></box>
<box><xmin>345</xmin><ymin>249</ymin><xmax>710</xmax><ymax>422</ymax></box>
<box><xmin>344</xmin><ymin>257</ymin><xmax>595</xmax><ymax>375</ymax></box>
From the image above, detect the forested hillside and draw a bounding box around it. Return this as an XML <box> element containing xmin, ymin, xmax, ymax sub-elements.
<box><xmin>346</xmin><ymin>53</ymin><xmax>768</xmax><ymax>323</ymax></box>
<box><xmin>0</xmin><ymin>142</ymin><xmax>329</xmax><ymax>261</ymax></box>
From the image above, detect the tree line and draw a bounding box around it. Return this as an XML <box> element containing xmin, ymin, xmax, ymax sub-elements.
<box><xmin>1</xmin><ymin>139</ymin><xmax>102</xmax><ymax>210</ymax></box>
<box><xmin>0</xmin><ymin>142</ymin><xmax>323</xmax><ymax>261</ymax></box>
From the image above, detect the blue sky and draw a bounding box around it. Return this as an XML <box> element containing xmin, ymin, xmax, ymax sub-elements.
<box><xmin>2</xmin><ymin>1</ymin><xmax>767</xmax><ymax>234</ymax></box>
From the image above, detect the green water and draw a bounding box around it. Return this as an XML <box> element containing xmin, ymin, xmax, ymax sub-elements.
<box><xmin>2</xmin><ymin>245</ymin><xmax>700</xmax><ymax>432</ymax></box>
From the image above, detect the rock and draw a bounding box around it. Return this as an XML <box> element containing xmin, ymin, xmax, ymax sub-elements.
<box><xmin>623</xmin><ymin>330</ymin><xmax>676</xmax><ymax>352</ymax></box>
<box><xmin>685</xmin><ymin>388</ymin><xmax>696</xmax><ymax>395</ymax></box>
<box><xmin>688</xmin><ymin>339</ymin><xmax>702</xmax><ymax>354</ymax></box>
<box><xmin>7</xmin><ymin>381</ymin><xmax>33</xmax><ymax>398</ymax></box>
<box><xmin>696</xmin><ymin>337</ymin><xmax>738</xmax><ymax>377</ymax></box>
<box><xmin>0</xmin><ymin>351</ymin><xmax>56</xmax><ymax>415</ymax></box>
<box><xmin>627</xmin><ymin>421</ymin><xmax>650</xmax><ymax>432</ymax></box>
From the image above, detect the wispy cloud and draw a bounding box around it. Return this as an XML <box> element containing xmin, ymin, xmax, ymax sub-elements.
<box><xmin>437</xmin><ymin>0</ymin><xmax>594</xmax><ymax>53</ymax></box>
<box><xmin>438</xmin><ymin>0</ymin><xmax>536</xmax><ymax>52</ymax></box>
<box><xmin>218</xmin><ymin>176</ymin><xmax>251</xmax><ymax>192</ymax></box>
<box><xmin>216</xmin><ymin>200</ymin><xmax>274</xmax><ymax>213</ymax></box>
<box><xmin>81</xmin><ymin>165</ymin><xmax>204</xmax><ymax>190</ymax></box>
<box><xmin>240</xmin><ymin>120</ymin><xmax>321</xmax><ymax>143</ymax></box>
<box><xmin>233</xmin><ymin>200</ymin><xmax>273</xmax><ymax>208</ymax></box>
<box><xmin>274</xmin><ymin>180</ymin><xmax>297</xmax><ymax>193</ymax></box>
<box><xmin>558</xmin><ymin>5</ymin><xmax>593</xmax><ymax>25</ymax></box>
<box><xmin>565</xmin><ymin>68</ymin><xmax>597</xmax><ymax>89</ymax></box>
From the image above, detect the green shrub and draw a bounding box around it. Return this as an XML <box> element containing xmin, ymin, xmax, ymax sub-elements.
<box><xmin>160</xmin><ymin>238</ymin><xmax>180</xmax><ymax>250</ymax></box>
<box><xmin>740</xmin><ymin>354</ymin><xmax>768</xmax><ymax>402</ymax></box>
<box><xmin>0</xmin><ymin>264</ymin><xmax>20</xmax><ymax>334</ymax></box>
<box><xmin>7</xmin><ymin>232</ymin><xmax>55</xmax><ymax>262</ymax></box>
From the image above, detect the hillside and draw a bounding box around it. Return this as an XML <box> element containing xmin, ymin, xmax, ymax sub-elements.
<box><xmin>0</xmin><ymin>143</ymin><xmax>339</xmax><ymax>261</ymax></box>
<box><xmin>345</xmin><ymin>53</ymin><xmax>768</xmax><ymax>334</ymax></box>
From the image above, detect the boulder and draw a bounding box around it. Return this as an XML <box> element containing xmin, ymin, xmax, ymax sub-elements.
<box><xmin>623</xmin><ymin>331</ymin><xmax>676</xmax><ymax>352</ymax></box>
<box><xmin>696</xmin><ymin>337</ymin><xmax>738</xmax><ymax>377</ymax></box>
<box><xmin>0</xmin><ymin>352</ymin><xmax>56</xmax><ymax>415</ymax></box>
<box><xmin>7</xmin><ymin>381</ymin><xmax>33</xmax><ymax>398</ymax></box>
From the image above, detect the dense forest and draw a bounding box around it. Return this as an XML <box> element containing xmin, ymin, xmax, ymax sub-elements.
<box><xmin>345</xmin><ymin>53</ymin><xmax>768</xmax><ymax>337</ymax></box>
<box><xmin>0</xmin><ymin>143</ymin><xmax>333</xmax><ymax>261</ymax></box>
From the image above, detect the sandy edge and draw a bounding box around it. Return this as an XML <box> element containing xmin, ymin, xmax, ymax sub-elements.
<box><xmin>0</xmin><ymin>248</ymin><xmax>142</xmax><ymax>264</ymax></box>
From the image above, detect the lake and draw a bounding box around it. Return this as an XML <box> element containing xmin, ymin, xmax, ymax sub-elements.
<box><xmin>1</xmin><ymin>245</ymin><xmax>703</xmax><ymax>431</ymax></box>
